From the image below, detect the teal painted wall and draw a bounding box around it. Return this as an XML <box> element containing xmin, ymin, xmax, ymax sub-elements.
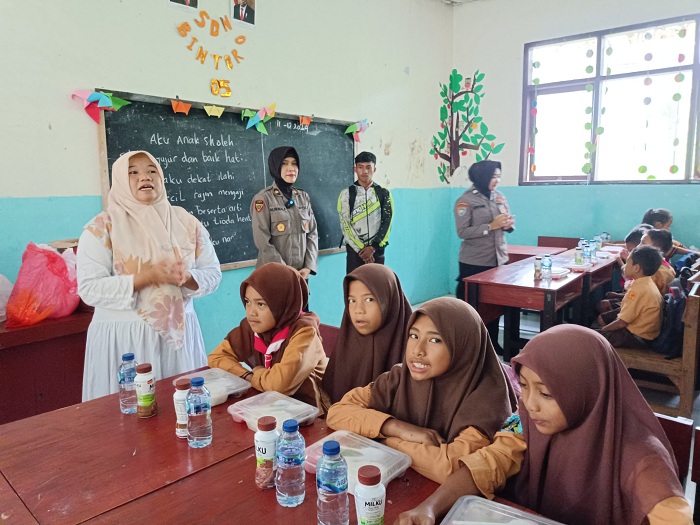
<box><xmin>0</xmin><ymin>187</ymin><xmax>455</xmax><ymax>351</ymax></box>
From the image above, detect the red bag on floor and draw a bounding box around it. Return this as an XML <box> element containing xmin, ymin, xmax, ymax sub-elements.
<box><xmin>5</xmin><ymin>243</ymin><xmax>80</xmax><ymax>328</ymax></box>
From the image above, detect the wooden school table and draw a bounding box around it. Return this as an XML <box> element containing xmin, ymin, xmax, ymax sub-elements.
<box><xmin>465</xmin><ymin>258</ymin><xmax>584</xmax><ymax>360</ymax></box>
<box><xmin>0</xmin><ymin>374</ymin><xmax>441</xmax><ymax>524</ymax></box>
<box><xmin>506</xmin><ymin>245</ymin><xmax>567</xmax><ymax>264</ymax></box>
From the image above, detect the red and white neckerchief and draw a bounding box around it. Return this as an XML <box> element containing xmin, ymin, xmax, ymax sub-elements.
<box><xmin>254</xmin><ymin>326</ymin><xmax>291</xmax><ymax>368</ymax></box>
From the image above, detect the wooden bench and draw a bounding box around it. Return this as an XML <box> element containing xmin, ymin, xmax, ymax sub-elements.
<box><xmin>655</xmin><ymin>413</ymin><xmax>693</xmax><ymax>486</ymax></box>
<box><xmin>614</xmin><ymin>282</ymin><xmax>700</xmax><ymax>418</ymax></box>
<box><xmin>692</xmin><ymin>426</ymin><xmax>700</xmax><ymax>522</ymax></box>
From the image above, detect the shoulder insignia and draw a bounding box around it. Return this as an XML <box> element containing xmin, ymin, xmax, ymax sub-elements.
<box><xmin>496</xmin><ymin>197</ymin><xmax>504</xmax><ymax>203</ymax></box>
<box><xmin>293</xmin><ymin>189</ymin><xmax>299</xmax><ymax>195</ymax></box>
<box><xmin>254</xmin><ymin>200</ymin><xmax>264</xmax><ymax>212</ymax></box>
<box><xmin>456</xmin><ymin>202</ymin><xmax>468</xmax><ymax>217</ymax></box>
<box><xmin>628</xmin><ymin>291</ymin><xmax>637</xmax><ymax>300</ymax></box>
<box><xmin>473</xmin><ymin>189</ymin><xmax>479</xmax><ymax>194</ymax></box>
<box><xmin>501</xmin><ymin>414</ymin><xmax>522</xmax><ymax>435</ymax></box>
<box><xmin>273</xmin><ymin>188</ymin><xmax>281</xmax><ymax>196</ymax></box>
<box><xmin>276</xmin><ymin>222</ymin><xmax>286</xmax><ymax>233</ymax></box>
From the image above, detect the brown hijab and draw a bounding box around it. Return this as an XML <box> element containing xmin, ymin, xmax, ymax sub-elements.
<box><xmin>225</xmin><ymin>262</ymin><xmax>318</xmax><ymax>368</ymax></box>
<box><xmin>322</xmin><ymin>264</ymin><xmax>412</xmax><ymax>404</ymax></box>
<box><xmin>509</xmin><ymin>325</ymin><xmax>684</xmax><ymax>525</ymax></box>
<box><xmin>369</xmin><ymin>297</ymin><xmax>516</xmax><ymax>442</ymax></box>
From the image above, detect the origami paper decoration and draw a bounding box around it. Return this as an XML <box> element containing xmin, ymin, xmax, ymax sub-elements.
<box><xmin>243</xmin><ymin>103</ymin><xmax>276</xmax><ymax>134</ymax></box>
<box><xmin>299</xmin><ymin>115</ymin><xmax>312</xmax><ymax>126</ymax></box>
<box><xmin>344</xmin><ymin>119</ymin><xmax>369</xmax><ymax>142</ymax></box>
<box><xmin>171</xmin><ymin>99</ymin><xmax>192</xmax><ymax>115</ymax></box>
<box><xmin>71</xmin><ymin>90</ymin><xmax>131</xmax><ymax>124</ymax></box>
<box><xmin>204</xmin><ymin>105</ymin><xmax>225</xmax><ymax>117</ymax></box>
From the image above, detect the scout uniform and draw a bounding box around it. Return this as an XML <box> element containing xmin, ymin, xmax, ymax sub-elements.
<box><xmin>251</xmin><ymin>182</ymin><xmax>318</xmax><ymax>272</ymax></box>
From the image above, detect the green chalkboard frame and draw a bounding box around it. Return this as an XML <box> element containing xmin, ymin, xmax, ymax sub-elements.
<box><xmin>98</xmin><ymin>90</ymin><xmax>354</xmax><ymax>270</ymax></box>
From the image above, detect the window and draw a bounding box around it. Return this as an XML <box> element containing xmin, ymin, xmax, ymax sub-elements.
<box><xmin>521</xmin><ymin>16</ymin><xmax>700</xmax><ymax>184</ymax></box>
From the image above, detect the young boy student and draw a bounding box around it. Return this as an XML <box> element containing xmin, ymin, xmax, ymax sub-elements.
<box><xmin>641</xmin><ymin>228</ymin><xmax>676</xmax><ymax>293</ymax></box>
<box><xmin>337</xmin><ymin>152</ymin><xmax>394</xmax><ymax>274</ymax></box>
<box><xmin>394</xmin><ymin>326</ymin><xmax>691</xmax><ymax>525</ymax></box>
<box><xmin>207</xmin><ymin>262</ymin><xmax>327</xmax><ymax>411</ymax></box>
<box><xmin>597</xmin><ymin>245</ymin><xmax>663</xmax><ymax>348</ymax></box>
<box><xmin>327</xmin><ymin>297</ymin><xmax>523</xmax><ymax>486</ymax></box>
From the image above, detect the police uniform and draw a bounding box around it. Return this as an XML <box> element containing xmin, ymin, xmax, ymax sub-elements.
<box><xmin>251</xmin><ymin>182</ymin><xmax>318</xmax><ymax>272</ymax></box>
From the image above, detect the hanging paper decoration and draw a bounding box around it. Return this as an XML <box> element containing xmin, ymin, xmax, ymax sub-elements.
<box><xmin>204</xmin><ymin>105</ymin><xmax>225</xmax><ymax>117</ymax></box>
<box><xmin>299</xmin><ymin>115</ymin><xmax>313</xmax><ymax>126</ymax></box>
<box><xmin>242</xmin><ymin>103</ymin><xmax>276</xmax><ymax>134</ymax></box>
<box><xmin>171</xmin><ymin>99</ymin><xmax>192</xmax><ymax>115</ymax></box>
<box><xmin>345</xmin><ymin>119</ymin><xmax>369</xmax><ymax>142</ymax></box>
<box><xmin>71</xmin><ymin>90</ymin><xmax>132</xmax><ymax>124</ymax></box>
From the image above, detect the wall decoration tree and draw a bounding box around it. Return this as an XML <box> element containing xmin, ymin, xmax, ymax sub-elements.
<box><xmin>430</xmin><ymin>69</ymin><xmax>505</xmax><ymax>184</ymax></box>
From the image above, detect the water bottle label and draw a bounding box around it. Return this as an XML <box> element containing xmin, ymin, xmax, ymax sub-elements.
<box><xmin>317</xmin><ymin>475</ymin><xmax>348</xmax><ymax>493</ymax></box>
<box><xmin>277</xmin><ymin>453</ymin><xmax>304</xmax><ymax>466</ymax></box>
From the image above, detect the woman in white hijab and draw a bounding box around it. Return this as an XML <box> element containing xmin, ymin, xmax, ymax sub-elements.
<box><xmin>78</xmin><ymin>151</ymin><xmax>221</xmax><ymax>401</ymax></box>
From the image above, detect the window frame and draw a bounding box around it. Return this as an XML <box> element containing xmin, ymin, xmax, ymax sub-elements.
<box><xmin>519</xmin><ymin>14</ymin><xmax>700</xmax><ymax>186</ymax></box>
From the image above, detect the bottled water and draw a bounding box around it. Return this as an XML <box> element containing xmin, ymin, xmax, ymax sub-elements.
<box><xmin>594</xmin><ymin>235</ymin><xmax>603</xmax><ymax>250</ymax></box>
<box><xmin>541</xmin><ymin>254</ymin><xmax>553</xmax><ymax>280</ymax></box>
<box><xmin>316</xmin><ymin>440</ymin><xmax>349</xmax><ymax>525</ymax></box>
<box><xmin>186</xmin><ymin>377</ymin><xmax>212</xmax><ymax>448</ymax></box>
<box><xmin>582</xmin><ymin>242</ymin><xmax>592</xmax><ymax>265</ymax></box>
<box><xmin>118</xmin><ymin>353</ymin><xmax>138</xmax><ymax>414</ymax></box>
<box><xmin>276</xmin><ymin>419</ymin><xmax>306</xmax><ymax>507</ymax></box>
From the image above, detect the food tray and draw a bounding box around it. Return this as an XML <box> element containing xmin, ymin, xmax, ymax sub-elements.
<box><xmin>227</xmin><ymin>391</ymin><xmax>320</xmax><ymax>431</ymax></box>
<box><xmin>172</xmin><ymin>368</ymin><xmax>250</xmax><ymax>406</ymax></box>
<box><xmin>442</xmin><ymin>496</ymin><xmax>564</xmax><ymax>524</ymax></box>
<box><xmin>304</xmin><ymin>430</ymin><xmax>411</xmax><ymax>495</ymax></box>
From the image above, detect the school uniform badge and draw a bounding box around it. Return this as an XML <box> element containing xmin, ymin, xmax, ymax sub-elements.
<box><xmin>276</xmin><ymin>222</ymin><xmax>286</xmax><ymax>232</ymax></box>
<box><xmin>456</xmin><ymin>202</ymin><xmax>468</xmax><ymax>217</ymax></box>
<box><xmin>254</xmin><ymin>200</ymin><xmax>265</xmax><ymax>212</ymax></box>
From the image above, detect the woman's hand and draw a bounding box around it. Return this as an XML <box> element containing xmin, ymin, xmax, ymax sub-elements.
<box><xmin>489</xmin><ymin>213</ymin><xmax>513</xmax><ymax>231</ymax></box>
<box><xmin>393</xmin><ymin>506</ymin><xmax>435</xmax><ymax>525</ymax></box>
<box><xmin>134</xmin><ymin>260</ymin><xmax>191</xmax><ymax>290</ymax></box>
<box><xmin>380</xmin><ymin>419</ymin><xmax>446</xmax><ymax>446</ymax></box>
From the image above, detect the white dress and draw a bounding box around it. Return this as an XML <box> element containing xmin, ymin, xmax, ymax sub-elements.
<box><xmin>77</xmin><ymin>223</ymin><xmax>222</xmax><ymax>401</ymax></box>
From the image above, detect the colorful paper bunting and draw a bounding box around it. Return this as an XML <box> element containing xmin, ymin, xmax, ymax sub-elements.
<box><xmin>204</xmin><ymin>105</ymin><xmax>225</xmax><ymax>118</ymax></box>
<box><xmin>345</xmin><ymin>119</ymin><xmax>369</xmax><ymax>142</ymax></box>
<box><xmin>171</xmin><ymin>99</ymin><xmax>192</xmax><ymax>115</ymax></box>
<box><xmin>299</xmin><ymin>115</ymin><xmax>313</xmax><ymax>126</ymax></box>
<box><xmin>71</xmin><ymin>90</ymin><xmax>131</xmax><ymax>124</ymax></box>
<box><xmin>243</xmin><ymin>103</ymin><xmax>276</xmax><ymax>134</ymax></box>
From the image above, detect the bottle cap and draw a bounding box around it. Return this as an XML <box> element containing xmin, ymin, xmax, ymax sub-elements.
<box><xmin>175</xmin><ymin>378</ymin><xmax>191</xmax><ymax>390</ymax></box>
<box><xmin>282</xmin><ymin>419</ymin><xmax>299</xmax><ymax>433</ymax></box>
<box><xmin>136</xmin><ymin>363</ymin><xmax>152</xmax><ymax>374</ymax></box>
<box><xmin>190</xmin><ymin>376</ymin><xmax>204</xmax><ymax>387</ymax></box>
<box><xmin>322</xmin><ymin>440</ymin><xmax>340</xmax><ymax>456</ymax></box>
<box><xmin>535</xmin><ymin>256</ymin><xmax>542</xmax><ymax>260</ymax></box>
<box><xmin>122</xmin><ymin>353</ymin><xmax>135</xmax><ymax>361</ymax></box>
<box><xmin>544</xmin><ymin>254</ymin><xmax>550</xmax><ymax>257</ymax></box>
<box><xmin>358</xmin><ymin>465</ymin><xmax>381</xmax><ymax>486</ymax></box>
<box><xmin>257</xmin><ymin>416</ymin><xmax>277</xmax><ymax>431</ymax></box>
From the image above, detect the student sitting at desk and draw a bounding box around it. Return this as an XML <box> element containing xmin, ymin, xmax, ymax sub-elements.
<box><xmin>208</xmin><ymin>262</ymin><xmax>327</xmax><ymax>411</ymax></box>
<box><xmin>642</xmin><ymin>208</ymin><xmax>695</xmax><ymax>257</ymax></box>
<box><xmin>596</xmin><ymin>245</ymin><xmax>663</xmax><ymax>348</ymax></box>
<box><xmin>327</xmin><ymin>297</ymin><xmax>524</xmax><ymax>486</ymax></box>
<box><xmin>393</xmin><ymin>325</ymin><xmax>691</xmax><ymax>525</ymax></box>
<box><xmin>641</xmin><ymin>228</ymin><xmax>676</xmax><ymax>293</ymax></box>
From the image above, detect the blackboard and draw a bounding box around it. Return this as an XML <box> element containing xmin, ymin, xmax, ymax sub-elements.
<box><xmin>100</xmin><ymin>92</ymin><xmax>354</xmax><ymax>269</ymax></box>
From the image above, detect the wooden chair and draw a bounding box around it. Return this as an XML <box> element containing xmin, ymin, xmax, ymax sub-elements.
<box><xmin>537</xmin><ymin>236</ymin><xmax>580</xmax><ymax>249</ymax></box>
<box><xmin>692</xmin><ymin>426</ymin><xmax>700</xmax><ymax>522</ymax></box>
<box><xmin>319</xmin><ymin>324</ymin><xmax>340</xmax><ymax>358</ymax></box>
<box><xmin>655</xmin><ymin>413</ymin><xmax>692</xmax><ymax>486</ymax></box>
<box><xmin>614</xmin><ymin>282</ymin><xmax>700</xmax><ymax>418</ymax></box>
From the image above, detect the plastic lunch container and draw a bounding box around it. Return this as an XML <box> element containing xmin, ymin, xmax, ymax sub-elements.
<box><xmin>172</xmin><ymin>368</ymin><xmax>250</xmax><ymax>406</ymax></box>
<box><xmin>442</xmin><ymin>496</ymin><xmax>564</xmax><ymax>524</ymax></box>
<box><xmin>304</xmin><ymin>430</ymin><xmax>411</xmax><ymax>495</ymax></box>
<box><xmin>226</xmin><ymin>391</ymin><xmax>320</xmax><ymax>431</ymax></box>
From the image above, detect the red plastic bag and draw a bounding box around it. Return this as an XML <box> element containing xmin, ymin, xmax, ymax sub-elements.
<box><xmin>5</xmin><ymin>243</ymin><xmax>80</xmax><ymax>328</ymax></box>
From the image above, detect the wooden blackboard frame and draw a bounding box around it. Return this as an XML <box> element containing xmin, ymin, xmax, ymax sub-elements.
<box><xmin>97</xmin><ymin>90</ymin><xmax>353</xmax><ymax>270</ymax></box>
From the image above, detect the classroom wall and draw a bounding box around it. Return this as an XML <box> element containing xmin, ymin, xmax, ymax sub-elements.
<box><xmin>450</xmin><ymin>0</ymin><xmax>700</xmax><ymax>263</ymax></box>
<box><xmin>0</xmin><ymin>0</ymin><xmax>455</xmax><ymax>350</ymax></box>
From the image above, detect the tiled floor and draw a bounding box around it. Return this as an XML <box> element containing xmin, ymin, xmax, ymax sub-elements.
<box><xmin>412</xmin><ymin>297</ymin><xmax>697</xmax><ymax>510</ymax></box>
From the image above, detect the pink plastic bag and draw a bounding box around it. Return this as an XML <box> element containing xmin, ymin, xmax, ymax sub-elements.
<box><xmin>5</xmin><ymin>243</ymin><xmax>80</xmax><ymax>328</ymax></box>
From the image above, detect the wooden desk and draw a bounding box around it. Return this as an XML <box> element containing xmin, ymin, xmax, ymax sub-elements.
<box><xmin>0</xmin><ymin>374</ymin><xmax>439</xmax><ymax>524</ymax></box>
<box><xmin>465</xmin><ymin>259</ymin><xmax>584</xmax><ymax>360</ymax></box>
<box><xmin>507</xmin><ymin>245</ymin><xmax>567</xmax><ymax>264</ymax></box>
<box><xmin>0</xmin><ymin>310</ymin><xmax>92</xmax><ymax>424</ymax></box>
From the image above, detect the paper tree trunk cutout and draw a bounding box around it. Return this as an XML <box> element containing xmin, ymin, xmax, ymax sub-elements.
<box><xmin>430</xmin><ymin>69</ymin><xmax>505</xmax><ymax>184</ymax></box>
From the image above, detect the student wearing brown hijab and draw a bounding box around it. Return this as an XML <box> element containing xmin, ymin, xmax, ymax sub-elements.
<box><xmin>327</xmin><ymin>297</ymin><xmax>523</xmax><ymax>485</ymax></box>
<box><xmin>208</xmin><ymin>262</ymin><xmax>327</xmax><ymax>411</ymax></box>
<box><xmin>393</xmin><ymin>325</ymin><xmax>690</xmax><ymax>525</ymax></box>
<box><xmin>322</xmin><ymin>264</ymin><xmax>411</xmax><ymax>404</ymax></box>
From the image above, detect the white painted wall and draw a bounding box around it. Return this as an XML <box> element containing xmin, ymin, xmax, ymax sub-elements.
<box><xmin>452</xmin><ymin>0</ymin><xmax>700</xmax><ymax>187</ymax></box>
<box><xmin>0</xmin><ymin>0</ymin><xmax>454</xmax><ymax>198</ymax></box>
